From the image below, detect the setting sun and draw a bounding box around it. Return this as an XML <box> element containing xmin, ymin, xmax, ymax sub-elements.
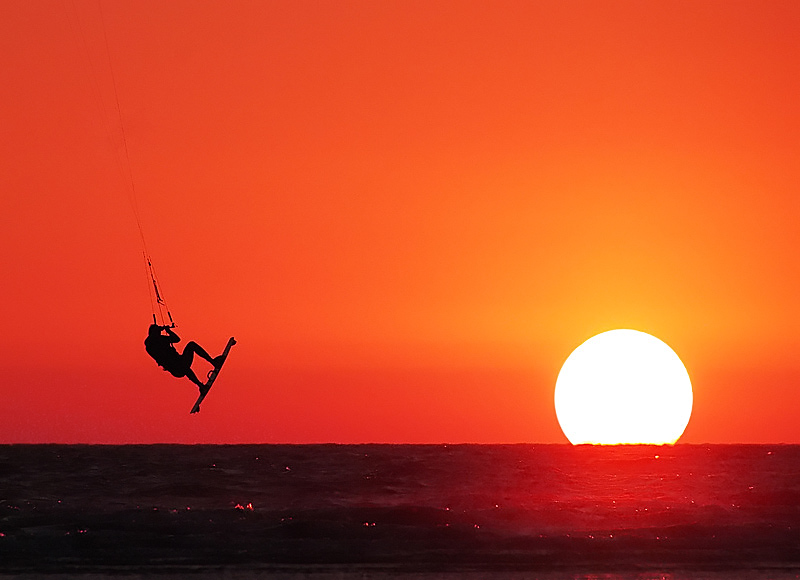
<box><xmin>555</xmin><ymin>329</ymin><xmax>693</xmax><ymax>445</ymax></box>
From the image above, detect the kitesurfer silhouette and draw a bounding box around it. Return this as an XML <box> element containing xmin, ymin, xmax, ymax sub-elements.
<box><xmin>145</xmin><ymin>324</ymin><xmax>224</xmax><ymax>392</ymax></box>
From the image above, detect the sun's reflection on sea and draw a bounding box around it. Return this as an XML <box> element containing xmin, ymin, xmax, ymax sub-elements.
<box><xmin>567</xmin><ymin>573</ymin><xmax>800</xmax><ymax>580</ymax></box>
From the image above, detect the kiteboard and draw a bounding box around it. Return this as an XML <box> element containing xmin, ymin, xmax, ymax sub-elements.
<box><xmin>190</xmin><ymin>337</ymin><xmax>236</xmax><ymax>414</ymax></box>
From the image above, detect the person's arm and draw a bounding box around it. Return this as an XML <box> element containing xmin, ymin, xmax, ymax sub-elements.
<box><xmin>164</xmin><ymin>326</ymin><xmax>181</xmax><ymax>343</ymax></box>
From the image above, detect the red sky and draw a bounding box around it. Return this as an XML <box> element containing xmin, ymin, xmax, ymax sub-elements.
<box><xmin>2</xmin><ymin>1</ymin><xmax>799</xmax><ymax>443</ymax></box>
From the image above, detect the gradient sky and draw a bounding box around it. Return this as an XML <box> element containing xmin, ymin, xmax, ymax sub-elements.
<box><xmin>2</xmin><ymin>1</ymin><xmax>799</xmax><ymax>443</ymax></box>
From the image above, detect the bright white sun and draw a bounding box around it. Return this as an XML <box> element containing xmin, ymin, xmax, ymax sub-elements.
<box><xmin>554</xmin><ymin>329</ymin><xmax>693</xmax><ymax>445</ymax></box>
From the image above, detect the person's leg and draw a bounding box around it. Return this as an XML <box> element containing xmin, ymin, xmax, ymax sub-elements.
<box><xmin>182</xmin><ymin>341</ymin><xmax>215</xmax><ymax>365</ymax></box>
<box><xmin>168</xmin><ymin>366</ymin><xmax>187</xmax><ymax>378</ymax></box>
<box><xmin>185</xmin><ymin>341</ymin><xmax>225</xmax><ymax>368</ymax></box>
<box><xmin>185</xmin><ymin>368</ymin><xmax>207</xmax><ymax>392</ymax></box>
<box><xmin>165</xmin><ymin>357</ymin><xmax>204</xmax><ymax>391</ymax></box>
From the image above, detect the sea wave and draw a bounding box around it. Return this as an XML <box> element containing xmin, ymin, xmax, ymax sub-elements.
<box><xmin>2</xmin><ymin>444</ymin><xmax>799</xmax><ymax>574</ymax></box>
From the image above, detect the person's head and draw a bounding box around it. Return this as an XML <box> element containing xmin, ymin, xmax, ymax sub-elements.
<box><xmin>148</xmin><ymin>324</ymin><xmax>162</xmax><ymax>337</ymax></box>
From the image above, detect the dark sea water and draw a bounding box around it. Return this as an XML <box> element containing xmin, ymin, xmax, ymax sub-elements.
<box><xmin>2</xmin><ymin>444</ymin><xmax>800</xmax><ymax>579</ymax></box>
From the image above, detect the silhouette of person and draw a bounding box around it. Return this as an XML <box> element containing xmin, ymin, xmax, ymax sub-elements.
<box><xmin>145</xmin><ymin>324</ymin><xmax>222</xmax><ymax>392</ymax></box>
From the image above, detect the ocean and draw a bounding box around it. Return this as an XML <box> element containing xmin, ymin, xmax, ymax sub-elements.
<box><xmin>1</xmin><ymin>444</ymin><xmax>799</xmax><ymax>579</ymax></box>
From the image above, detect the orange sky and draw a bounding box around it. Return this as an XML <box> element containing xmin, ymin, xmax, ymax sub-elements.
<box><xmin>2</xmin><ymin>1</ymin><xmax>799</xmax><ymax>443</ymax></box>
